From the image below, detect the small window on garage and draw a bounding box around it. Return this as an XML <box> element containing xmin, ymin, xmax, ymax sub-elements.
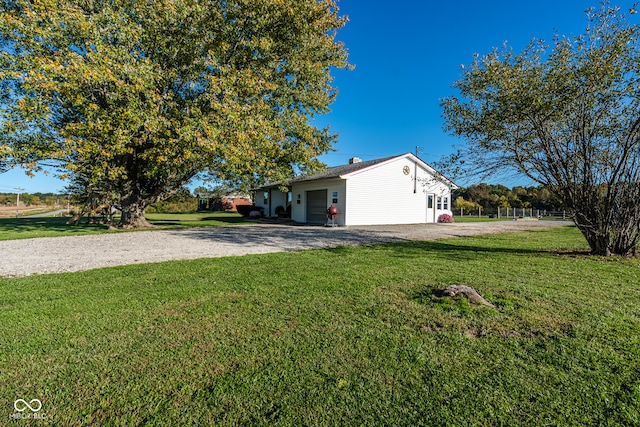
<box><xmin>437</xmin><ymin>196</ymin><xmax>442</xmax><ymax>210</ymax></box>
<box><xmin>443</xmin><ymin>197</ymin><xmax>449</xmax><ymax>210</ymax></box>
<box><xmin>263</xmin><ymin>191</ymin><xmax>269</xmax><ymax>205</ymax></box>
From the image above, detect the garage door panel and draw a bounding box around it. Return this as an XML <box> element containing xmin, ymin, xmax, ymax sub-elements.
<box><xmin>306</xmin><ymin>190</ymin><xmax>327</xmax><ymax>224</ymax></box>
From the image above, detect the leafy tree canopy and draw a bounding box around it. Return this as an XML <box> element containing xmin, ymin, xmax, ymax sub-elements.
<box><xmin>0</xmin><ymin>0</ymin><xmax>349</xmax><ymax>227</ymax></box>
<box><xmin>442</xmin><ymin>1</ymin><xmax>640</xmax><ymax>255</ymax></box>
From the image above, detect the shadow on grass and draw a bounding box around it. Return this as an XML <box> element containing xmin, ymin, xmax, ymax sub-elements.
<box><xmin>327</xmin><ymin>239</ymin><xmax>551</xmax><ymax>260</ymax></box>
<box><xmin>145</xmin><ymin>220</ymin><xmax>181</xmax><ymax>226</ymax></box>
<box><xmin>147</xmin><ymin>216</ymin><xmax>249</xmax><ymax>227</ymax></box>
<box><xmin>376</xmin><ymin>226</ymin><xmax>589</xmax><ymax>260</ymax></box>
<box><xmin>0</xmin><ymin>216</ymin><xmax>106</xmax><ymax>235</ymax></box>
<box><xmin>174</xmin><ymin>223</ymin><xmax>564</xmax><ymax>260</ymax></box>
<box><xmin>200</xmin><ymin>216</ymin><xmax>247</xmax><ymax>223</ymax></box>
<box><xmin>0</xmin><ymin>214</ymin><xmax>250</xmax><ymax>239</ymax></box>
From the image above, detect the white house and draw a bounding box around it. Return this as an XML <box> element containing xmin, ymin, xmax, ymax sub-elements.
<box><xmin>254</xmin><ymin>153</ymin><xmax>458</xmax><ymax>226</ymax></box>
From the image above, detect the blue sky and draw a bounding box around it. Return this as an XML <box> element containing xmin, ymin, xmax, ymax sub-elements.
<box><xmin>1</xmin><ymin>0</ymin><xmax>635</xmax><ymax>194</ymax></box>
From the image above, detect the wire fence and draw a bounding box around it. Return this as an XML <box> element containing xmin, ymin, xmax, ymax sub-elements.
<box><xmin>456</xmin><ymin>207</ymin><xmax>572</xmax><ymax>219</ymax></box>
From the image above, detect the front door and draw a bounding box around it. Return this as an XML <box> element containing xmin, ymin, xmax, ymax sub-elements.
<box><xmin>306</xmin><ymin>190</ymin><xmax>328</xmax><ymax>224</ymax></box>
<box><xmin>426</xmin><ymin>193</ymin><xmax>435</xmax><ymax>223</ymax></box>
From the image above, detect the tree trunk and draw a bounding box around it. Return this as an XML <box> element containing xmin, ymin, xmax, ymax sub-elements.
<box><xmin>610</xmin><ymin>214</ymin><xmax>640</xmax><ymax>256</ymax></box>
<box><xmin>119</xmin><ymin>191</ymin><xmax>155</xmax><ymax>229</ymax></box>
<box><xmin>588</xmin><ymin>233</ymin><xmax>612</xmax><ymax>256</ymax></box>
<box><xmin>573</xmin><ymin>211</ymin><xmax>640</xmax><ymax>256</ymax></box>
<box><xmin>574</xmin><ymin>217</ymin><xmax>612</xmax><ymax>256</ymax></box>
<box><xmin>119</xmin><ymin>201</ymin><xmax>154</xmax><ymax>228</ymax></box>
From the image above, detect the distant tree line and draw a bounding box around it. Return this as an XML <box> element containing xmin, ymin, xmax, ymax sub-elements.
<box><xmin>0</xmin><ymin>186</ymin><xmax>241</xmax><ymax>215</ymax></box>
<box><xmin>453</xmin><ymin>184</ymin><xmax>566</xmax><ymax>213</ymax></box>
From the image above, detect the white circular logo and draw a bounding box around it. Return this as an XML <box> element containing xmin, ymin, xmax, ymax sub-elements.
<box><xmin>14</xmin><ymin>399</ymin><xmax>42</xmax><ymax>412</ymax></box>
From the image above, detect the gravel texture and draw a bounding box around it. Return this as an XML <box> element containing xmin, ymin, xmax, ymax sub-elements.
<box><xmin>0</xmin><ymin>220</ymin><xmax>571</xmax><ymax>277</ymax></box>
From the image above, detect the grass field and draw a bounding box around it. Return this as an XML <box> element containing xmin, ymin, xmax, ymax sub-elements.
<box><xmin>0</xmin><ymin>212</ymin><xmax>247</xmax><ymax>241</ymax></box>
<box><xmin>454</xmin><ymin>216</ymin><xmax>569</xmax><ymax>222</ymax></box>
<box><xmin>2</xmin><ymin>225</ymin><xmax>639</xmax><ymax>425</ymax></box>
<box><xmin>0</xmin><ymin>205</ymin><xmax>61</xmax><ymax>218</ymax></box>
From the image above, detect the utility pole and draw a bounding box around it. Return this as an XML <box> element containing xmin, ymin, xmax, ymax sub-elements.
<box><xmin>15</xmin><ymin>187</ymin><xmax>23</xmax><ymax>218</ymax></box>
<box><xmin>413</xmin><ymin>146</ymin><xmax>423</xmax><ymax>194</ymax></box>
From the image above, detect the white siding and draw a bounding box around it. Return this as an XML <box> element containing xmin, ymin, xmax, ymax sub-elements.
<box><xmin>344</xmin><ymin>157</ymin><xmax>453</xmax><ymax>225</ymax></box>
<box><xmin>254</xmin><ymin>190</ymin><xmax>270</xmax><ymax>214</ymax></box>
<box><xmin>419</xmin><ymin>164</ymin><xmax>454</xmax><ymax>223</ymax></box>
<box><xmin>282</xmin><ymin>154</ymin><xmax>455</xmax><ymax>226</ymax></box>
<box><xmin>269</xmin><ymin>190</ymin><xmax>288</xmax><ymax>217</ymax></box>
<box><xmin>291</xmin><ymin>180</ymin><xmax>346</xmax><ymax>225</ymax></box>
<box><xmin>254</xmin><ymin>189</ymin><xmax>288</xmax><ymax>217</ymax></box>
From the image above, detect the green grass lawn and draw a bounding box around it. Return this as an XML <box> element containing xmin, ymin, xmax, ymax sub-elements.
<box><xmin>452</xmin><ymin>216</ymin><xmax>508</xmax><ymax>222</ymax></box>
<box><xmin>0</xmin><ymin>211</ymin><xmax>247</xmax><ymax>241</ymax></box>
<box><xmin>2</xmin><ymin>226</ymin><xmax>639</xmax><ymax>425</ymax></box>
<box><xmin>454</xmin><ymin>216</ymin><xmax>568</xmax><ymax>222</ymax></box>
<box><xmin>145</xmin><ymin>211</ymin><xmax>248</xmax><ymax>227</ymax></box>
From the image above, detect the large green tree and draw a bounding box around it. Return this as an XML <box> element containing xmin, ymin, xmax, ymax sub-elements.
<box><xmin>0</xmin><ymin>0</ymin><xmax>349</xmax><ymax>227</ymax></box>
<box><xmin>442</xmin><ymin>2</ymin><xmax>640</xmax><ymax>256</ymax></box>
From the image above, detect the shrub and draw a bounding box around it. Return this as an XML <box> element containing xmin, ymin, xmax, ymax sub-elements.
<box><xmin>438</xmin><ymin>213</ymin><xmax>454</xmax><ymax>223</ymax></box>
<box><xmin>146</xmin><ymin>200</ymin><xmax>198</xmax><ymax>213</ymax></box>
<box><xmin>147</xmin><ymin>187</ymin><xmax>198</xmax><ymax>213</ymax></box>
<box><xmin>237</xmin><ymin>205</ymin><xmax>264</xmax><ymax>217</ymax></box>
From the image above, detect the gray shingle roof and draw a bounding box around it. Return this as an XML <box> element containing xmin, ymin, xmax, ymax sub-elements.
<box><xmin>288</xmin><ymin>155</ymin><xmax>400</xmax><ymax>183</ymax></box>
<box><xmin>254</xmin><ymin>155</ymin><xmax>401</xmax><ymax>190</ymax></box>
<box><xmin>254</xmin><ymin>153</ymin><xmax>458</xmax><ymax>190</ymax></box>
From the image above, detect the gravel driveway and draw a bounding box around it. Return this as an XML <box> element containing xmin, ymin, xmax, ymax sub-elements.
<box><xmin>0</xmin><ymin>220</ymin><xmax>571</xmax><ymax>277</ymax></box>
